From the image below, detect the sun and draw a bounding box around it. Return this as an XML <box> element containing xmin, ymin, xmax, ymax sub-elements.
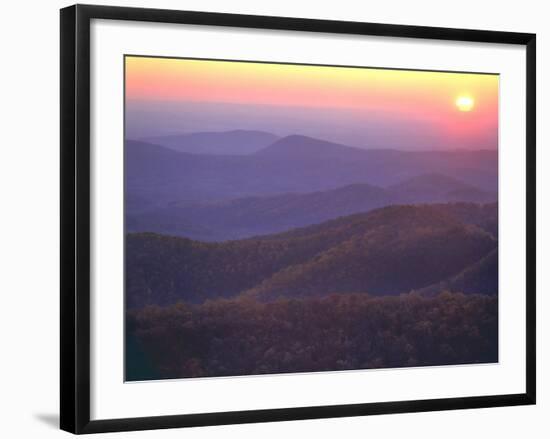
<box><xmin>455</xmin><ymin>95</ymin><xmax>474</xmax><ymax>112</ymax></box>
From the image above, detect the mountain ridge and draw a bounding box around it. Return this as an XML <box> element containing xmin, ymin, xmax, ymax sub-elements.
<box><xmin>125</xmin><ymin>134</ymin><xmax>498</xmax><ymax>211</ymax></box>
<box><xmin>127</xmin><ymin>173</ymin><xmax>496</xmax><ymax>241</ymax></box>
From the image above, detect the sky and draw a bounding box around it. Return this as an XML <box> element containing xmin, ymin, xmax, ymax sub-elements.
<box><xmin>125</xmin><ymin>56</ymin><xmax>499</xmax><ymax>151</ymax></box>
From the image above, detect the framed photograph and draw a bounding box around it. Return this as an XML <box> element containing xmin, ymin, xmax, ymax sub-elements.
<box><xmin>60</xmin><ymin>4</ymin><xmax>536</xmax><ymax>434</ymax></box>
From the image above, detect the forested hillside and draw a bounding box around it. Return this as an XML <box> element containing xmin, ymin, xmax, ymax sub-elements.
<box><xmin>126</xmin><ymin>203</ymin><xmax>497</xmax><ymax>308</ymax></box>
<box><xmin>126</xmin><ymin>292</ymin><xmax>498</xmax><ymax>380</ymax></box>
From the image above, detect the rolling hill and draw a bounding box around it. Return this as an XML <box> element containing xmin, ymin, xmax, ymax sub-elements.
<box><xmin>255</xmin><ymin>134</ymin><xmax>368</xmax><ymax>161</ymax></box>
<box><xmin>126</xmin><ymin>203</ymin><xmax>498</xmax><ymax>308</ymax></box>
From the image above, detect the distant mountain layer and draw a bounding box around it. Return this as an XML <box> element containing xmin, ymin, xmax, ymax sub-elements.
<box><xmin>126</xmin><ymin>203</ymin><xmax>498</xmax><ymax>308</ymax></box>
<box><xmin>127</xmin><ymin>173</ymin><xmax>496</xmax><ymax>241</ymax></box>
<box><xmin>125</xmin><ymin>135</ymin><xmax>498</xmax><ymax>211</ymax></box>
<box><xmin>140</xmin><ymin>130</ymin><xmax>279</xmax><ymax>155</ymax></box>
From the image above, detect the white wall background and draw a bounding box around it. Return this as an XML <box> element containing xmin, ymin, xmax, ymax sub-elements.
<box><xmin>0</xmin><ymin>0</ymin><xmax>546</xmax><ymax>437</ymax></box>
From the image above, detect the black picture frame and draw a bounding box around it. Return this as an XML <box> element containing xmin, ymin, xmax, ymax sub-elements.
<box><xmin>60</xmin><ymin>4</ymin><xmax>536</xmax><ymax>434</ymax></box>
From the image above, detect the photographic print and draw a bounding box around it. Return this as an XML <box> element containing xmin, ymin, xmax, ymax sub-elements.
<box><xmin>124</xmin><ymin>55</ymin><xmax>499</xmax><ymax>382</ymax></box>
